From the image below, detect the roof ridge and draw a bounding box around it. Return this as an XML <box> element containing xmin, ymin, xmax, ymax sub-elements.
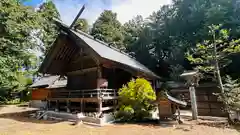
<box><xmin>54</xmin><ymin>18</ymin><xmax>136</xmax><ymax>59</ymax></box>
<box><xmin>73</xmin><ymin>29</ymin><xmax>136</xmax><ymax>59</ymax></box>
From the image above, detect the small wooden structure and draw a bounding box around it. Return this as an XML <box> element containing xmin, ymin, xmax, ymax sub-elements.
<box><xmin>30</xmin><ymin>19</ymin><xmax>160</xmax><ymax>117</ymax></box>
<box><xmin>155</xmin><ymin>92</ymin><xmax>187</xmax><ymax>123</ymax></box>
<box><xmin>169</xmin><ymin>82</ymin><xmax>227</xmax><ymax>117</ymax></box>
<box><xmin>30</xmin><ymin>76</ymin><xmax>67</xmax><ymax>108</ymax></box>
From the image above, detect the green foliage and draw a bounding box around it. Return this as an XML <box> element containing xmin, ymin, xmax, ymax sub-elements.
<box><xmin>187</xmin><ymin>24</ymin><xmax>240</xmax><ymax>112</ymax></box>
<box><xmin>3</xmin><ymin>0</ymin><xmax>240</xmax><ymax>105</ymax></box>
<box><xmin>0</xmin><ymin>0</ymin><xmax>59</xmax><ymax>102</ymax></box>
<box><xmin>186</xmin><ymin>25</ymin><xmax>240</xmax><ymax>78</ymax></box>
<box><xmin>0</xmin><ymin>0</ymin><xmax>40</xmax><ymax>93</ymax></box>
<box><xmin>91</xmin><ymin>10</ymin><xmax>125</xmax><ymax>50</ymax></box>
<box><xmin>6</xmin><ymin>98</ymin><xmax>21</xmax><ymax>105</ymax></box>
<box><xmin>218</xmin><ymin>76</ymin><xmax>240</xmax><ymax>111</ymax></box>
<box><xmin>123</xmin><ymin>15</ymin><xmax>145</xmax><ymax>47</ymax></box>
<box><xmin>116</xmin><ymin>78</ymin><xmax>156</xmax><ymax>121</ymax></box>
<box><xmin>121</xmin><ymin>0</ymin><xmax>240</xmax><ymax>79</ymax></box>
<box><xmin>74</xmin><ymin>18</ymin><xmax>89</xmax><ymax>33</ymax></box>
<box><xmin>123</xmin><ymin>15</ymin><xmax>158</xmax><ymax>73</ymax></box>
<box><xmin>37</xmin><ymin>0</ymin><xmax>60</xmax><ymax>52</ymax></box>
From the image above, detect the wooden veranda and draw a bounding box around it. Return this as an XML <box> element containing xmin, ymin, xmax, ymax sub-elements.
<box><xmin>47</xmin><ymin>88</ymin><xmax>118</xmax><ymax>114</ymax></box>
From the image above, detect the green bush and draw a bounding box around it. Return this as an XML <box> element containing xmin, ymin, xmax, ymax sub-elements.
<box><xmin>116</xmin><ymin>78</ymin><xmax>156</xmax><ymax>121</ymax></box>
<box><xmin>217</xmin><ymin>76</ymin><xmax>240</xmax><ymax>112</ymax></box>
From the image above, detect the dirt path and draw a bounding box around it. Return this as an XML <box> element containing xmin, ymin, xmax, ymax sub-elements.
<box><xmin>0</xmin><ymin>105</ymin><xmax>239</xmax><ymax>135</ymax></box>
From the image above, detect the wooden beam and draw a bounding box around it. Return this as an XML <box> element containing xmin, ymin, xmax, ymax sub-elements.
<box><xmin>67</xmin><ymin>67</ymin><xmax>98</xmax><ymax>75</ymax></box>
<box><xmin>69</xmin><ymin>5</ymin><xmax>85</xmax><ymax>29</ymax></box>
<box><xmin>48</xmin><ymin>98</ymin><xmax>99</xmax><ymax>102</ymax></box>
<box><xmin>64</xmin><ymin>26</ymin><xmax>101</xmax><ymax>66</ymax></box>
<box><xmin>70</xmin><ymin>55</ymin><xmax>91</xmax><ymax>64</ymax></box>
<box><xmin>97</xmin><ymin>65</ymin><xmax>102</xmax><ymax>78</ymax></box>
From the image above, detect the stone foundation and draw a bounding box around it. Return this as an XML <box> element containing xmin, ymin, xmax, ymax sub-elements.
<box><xmin>37</xmin><ymin>111</ymin><xmax>115</xmax><ymax>126</ymax></box>
<box><xmin>29</xmin><ymin>100</ymin><xmax>47</xmax><ymax>109</ymax></box>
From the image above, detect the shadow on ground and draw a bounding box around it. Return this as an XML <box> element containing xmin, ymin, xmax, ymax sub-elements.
<box><xmin>180</xmin><ymin>115</ymin><xmax>230</xmax><ymax>129</ymax></box>
<box><xmin>0</xmin><ymin>109</ymin><xmax>61</xmax><ymax>124</ymax></box>
<box><xmin>232</xmin><ymin>124</ymin><xmax>240</xmax><ymax>132</ymax></box>
<box><xmin>114</xmin><ymin>119</ymin><xmax>160</xmax><ymax>127</ymax></box>
<box><xmin>114</xmin><ymin>119</ymin><xmax>193</xmax><ymax>132</ymax></box>
<box><xmin>17</xmin><ymin>104</ymin><xmax>29</xmax><ymax>107</ymax></box>
<box><xmin>197</xmin><ymin>121</ymin><xmax>229</xmax><ymax>128</ymax></box>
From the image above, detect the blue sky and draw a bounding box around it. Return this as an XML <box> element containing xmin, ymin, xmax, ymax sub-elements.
<box><xmin>23</xmin><ymin>0</ymin><xmax>44</xmax><ymax>6</ymax></box>
<box><xmin>24</xmin><ymin>0</ymin><xmax>172</xmax><ymax>25</ymax></box>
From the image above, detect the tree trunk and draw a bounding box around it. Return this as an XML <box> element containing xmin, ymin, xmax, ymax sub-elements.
<box><xmin>215</xmin><ymin>62</ymin><xmax>224</xmax><ymax>93</ymax></box>
<box><xmin>213</xmin><ymin>32</ymin><xmax>224</xmax><ymax>94</ymax></box>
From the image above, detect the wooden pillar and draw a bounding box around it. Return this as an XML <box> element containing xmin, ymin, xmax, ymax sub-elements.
<box><xmin>113</xmin><ymin>100</ymin><xmax>117</xmax><ymax>112</ymax></box>
<box><xmin>155</xmin><ymin>82</ymin><xmax>161</xmax><ymax>123</ymax></box>
<box><xmin>46</xmin><ymin>100</ymin><xmax>50</xmax><ymax>110</ymax></box>
<box><xmin>97</xmin><ymin>65</ymin><xmax>102</xmax><ymax>90</ymax></box>
<box><xmin>113</xmin><ymin>68</ymin><xmax>116</xmax><ymax>88</ymax></box>
<box><xmin>97</xmin><ymin>65</ymin><xmax>103</xmax><ymax>116</ymax></box>
<box><xmin>152</xmin><ymin>80</ymin><xmax>156</xmax><ymax>91</ymax></box>
<box><xmin>189</xmin><ymin>86</ymin><xmax>198</xmax><ymax>120</ymax></box>
<box><xmin>98</xmin><ymin>99</ymin><xmax>103</xmax><ymax>115</ymax></box>
<box><xmin>177</xmin><ymin>106</ymin><xmax>181</xmax><ymax>123</ymax></box>
<box><xmin>113</xmin><ymin>89</ymin><xmax>117</xmax><ymax>112</ymax></box>
<box><xmin>67</xmin><ymin>100</ymin><xmax>71</xmax><ymax>113</ymax></box>
<box><xmin>55</xmin><ymin>100</ymin><xmax>59</xmax><ymax>112</ymax></box>
<box><xmin>80</xmin><ymin>100</ymin><xmax>83</xmax><ymax>113</ymax></box>
<box><xmin>97</xmin><ymin>66</ymin><xmax>102</xmax><ymax>78</ymax></box>
<box><xmin>158</xmin><ymin>103</ymin><xmax>161</xmax><ymax>123</ymax></box>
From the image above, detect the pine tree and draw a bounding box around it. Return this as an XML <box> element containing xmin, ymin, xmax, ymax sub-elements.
<box><xmin>220</xmin><ymin>76</ymin><xmax>240</xmax><ymax>111</ymax></box>
<box><xmin>91</xmin><ymin>10</ymin><xmax>124</xmax><ymax>50</ymax></box>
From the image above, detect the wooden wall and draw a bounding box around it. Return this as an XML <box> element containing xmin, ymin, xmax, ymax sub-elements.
<box><xmin>196</xmin><ymin>87</ymin><xmax>226</xmax><ymax>117</ymax></box>
<box><xmin>31</xmin><ymin>88</ymin><xmax>50</xmax><ymax>100</ymax></box>
<box><xmin>102</xmin><ymin>67</ymin><xmax>132</xmax><ymax>89</ymax></box>
<box><xmin>45</xmin><ymin>34</ymin><xmax>78</xmax><ymax>74</ymax></box>
<box><xmin>170</xmin><ymin>84</ymin><xmax>227</xmax><ymax>117</ymax></box>
<box><xmin>67</xmin><ymin>70</ymin><xmax>98</xmax><ymax>90</ymax></box>
<box><xmin>62</xmin><ymin>35</ymin><xmax>99</xmax><ymax>90</ymax></box>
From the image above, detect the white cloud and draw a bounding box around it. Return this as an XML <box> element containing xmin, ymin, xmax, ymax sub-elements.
<box><xmin>111</xmin><ymin>0</ymin><xmax>172</xmax><ymax>23</ymax></box>
<box><xmin>53</xmin><ymin>0</ymin><xmax>172</xmax><ymax>25</ymax></box>
<box><xmin>53</xmin><ymin>0</ymin><xmax>109</xmax><ymax>25</ymax></box>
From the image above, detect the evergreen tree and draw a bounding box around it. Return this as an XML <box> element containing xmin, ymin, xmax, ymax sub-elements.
<box><xmin>220</xmin><ymin>76</ymin><xmax>240</xmax><ymax>111</ymax></box>
<box><xmin>91</xmin><ymin>10</ymin><xmax>124</xmax><ymax>50</ymax></box>
<box><xmin>37</xmin><ymin>0</ymin><xmax>60</xmax><ymax>52</ymax></box>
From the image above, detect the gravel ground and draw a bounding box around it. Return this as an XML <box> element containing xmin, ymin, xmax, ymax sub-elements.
<box><xmin>0</xmin><ymin>105</ymin><xmax>239</xmax><ymax>135</ymax></box>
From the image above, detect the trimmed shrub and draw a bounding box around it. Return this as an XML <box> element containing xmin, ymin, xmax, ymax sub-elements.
<box><xmin>116</xmin><ymin>78</ymin><xmax>156</xmax><ymax>121</ymax></box>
